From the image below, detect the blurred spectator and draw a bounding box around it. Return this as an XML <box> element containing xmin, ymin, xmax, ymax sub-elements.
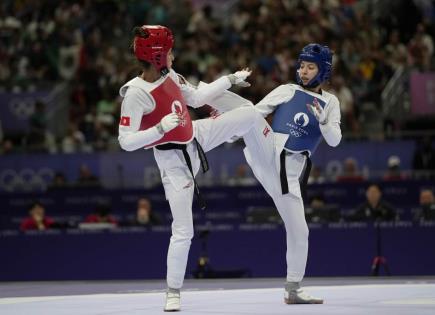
<box><xmin>349</xmin><ymin>184</ymin><xmax>397</xmax><ymax>222</ymax></box>
<box><xmin>92</xmin><ymin>121</ymin><xmax>111</xmax><ymax>151</ymax></box>
<box><xmin>384</xmin><ymin>30</ymin><xmax>408</xmax><ymax>70</ymax></box>
<box><xmin>61</xmin><ymin>123</ymin><xmax>87</xmax><ymax>153</ymax></box>
<box><xmin>383</xmin><ymin>155</ymin><xmax>406</xmax><ymax>181</ymax></box>
<box><xmin>84</xmin><ymin>202</ymin><xmax>118</xmax><ymax>226</ymax></box>
<box><xmin>413</xmin><ymin>189</ymin><xmax>435</xmax><ymax>222</ymax></box>
<box><xmin>27</xmin><ymin>100</ymin><xmax>48</xmax><ymax>152</ymax></box>
<box><xmin>20</xmin><ymin>202</ymin><xmax>54</xmax><ymax>231</ymax></box>
<box><xmin>305</xmin><ymin>195</ymin><xmax>326</xmax><ymax>223</ymax></box>
<box><xmin>336</xmin><ymin>158</ymin><xmax>365</xmax><ymax>182</ymax></box>
<box><xmin>48</xmin><ymin>172</ymin><xmax>69</xmax><ymax>190</ymax></box>
<box><xmin>126</xmin><ymin>197</ymin><xmax>161</xmax><ymax>226</ymax></box>
<box><xmin>408</xmin><ymin>23</ymin><xmax>434</xmax><ymax>71</ymax></box>
<box><xmin>308</xmin><ymin>165</ymin><xmax>326</xmax><ymax>184</ymax></box>
<box><xmin>305</xmin><ymin>195</ymin><xmax>340</xmax><ymax>223</ymax></box>
<box><xmin>413</xmin><ymin>137</ymin><xmax>435</xmax><ymax>179</ymax></box>
<box><xmin>0</xmin><ymin>139</ymin><xmax>15</xmax><ymax>155</ymax></box>
<box><xmin>76</xmin><ymin>164</ymin><xmax>100</xmax><ymax>187</ymax></box>
<box><xmin>227</xmin><ymin>164</ymin><xmax>257</xmax><ymax>186</ymax></box>
<box><xmin>96</xmin><ymin>88</ymin><xmax>118</xmax><ymax>126</ymax></box>
<box><xmin>0</xmin><ymin>0</ymin><xmax>434</xmax><ymax>150</ymax></box>
<box><xmin>330</xmin><ymin>75</ymin><xmax>358</xmax><ymax>134</ymax></box>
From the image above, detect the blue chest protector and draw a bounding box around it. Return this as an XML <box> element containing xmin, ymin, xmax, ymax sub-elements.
<box><xmin>271</xmin><ymin>89</ymin><xmax>326</xmax><ymax>156</ymax></box>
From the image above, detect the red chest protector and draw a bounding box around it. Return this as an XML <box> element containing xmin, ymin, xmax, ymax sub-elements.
<box><xmin>140</xmin><ymin>77</ymin><xmax>194</xmax><ymax>148</ymax></box>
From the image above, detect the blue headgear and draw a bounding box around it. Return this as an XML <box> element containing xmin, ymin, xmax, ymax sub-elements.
<box><xmin>296</xmin><ymin>43</ymin><xmax>333</xmax><ymax>88</ymax></box>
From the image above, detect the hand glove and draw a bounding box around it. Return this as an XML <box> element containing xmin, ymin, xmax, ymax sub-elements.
<box><xmin>227</xmin><ymin>68</ymin><xmax>252</xmax><ymax>87</ymax></box>
<box><xmin>157</xmin><ymin>113</ymin><xmax>180</xmax><ymax>134</ymax></box>
<box><xmin>310</xmin><ymin>103</ymin><xmax>327</xmax><ymax>125</ymax></box>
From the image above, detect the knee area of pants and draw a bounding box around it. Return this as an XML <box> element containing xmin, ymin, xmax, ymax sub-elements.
<box><xmin>285</xmin><ymin>224</ymin><xmax>309</xmax><ymax>240</ymax></box>
<box><xmin>172</xmin><ymin>228</ymin><xmax>194</xmax><ymax>240</ymax></box>
<box><xmin>300</xmin><ymin>226</ymin><xmax>309</xmax><ymax>239</ymax></box>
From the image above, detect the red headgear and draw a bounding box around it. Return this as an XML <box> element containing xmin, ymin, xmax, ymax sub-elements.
<box><xmin>133</xmin><ymin>25</ymin><xmax>174</xmax><ymax>72</ymax></box>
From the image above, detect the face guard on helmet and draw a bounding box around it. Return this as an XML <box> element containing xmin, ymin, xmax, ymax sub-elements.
<box><xmin>296</xmin><ymin>43</ymin><xmax>332</xmax><ymax>88</ymax></box>
<box><xmin>133</xmin><ymin>25</ymin><xmax>174</xmax><ymax>74</ymax></box>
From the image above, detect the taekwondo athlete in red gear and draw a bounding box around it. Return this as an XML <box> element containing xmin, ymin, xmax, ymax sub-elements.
<box><xmin>117</xmin><ymin>25</ymin><xmax>257</xmax><ymax>312</ymax></box>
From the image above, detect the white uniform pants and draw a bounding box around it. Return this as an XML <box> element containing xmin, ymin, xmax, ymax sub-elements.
<box><xmin>163</xmin><ymin>106</ymin><xmax>257</xmax><ymax>289</ymax></box>
<box><xmin>243</xmin><ymin>114</ymin><xmax>309</xmax><ymax>282</ymax></box>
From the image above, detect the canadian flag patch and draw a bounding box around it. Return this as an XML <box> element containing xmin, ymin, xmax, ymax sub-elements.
<box><xmin>120</xmin><ymin>116</ymin><xmax>130</xmax><ymax>126</ymax></box>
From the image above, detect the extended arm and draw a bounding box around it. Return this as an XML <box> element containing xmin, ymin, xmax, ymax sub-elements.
<box><xmin>177</xmin><ymin>69</ymin><xmax>252</xmax><ymax>108</ymax></box>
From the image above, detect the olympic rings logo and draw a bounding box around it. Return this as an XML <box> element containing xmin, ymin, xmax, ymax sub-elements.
<box><xmin>0</xmin><ymin>168</ymin><xmax>55</xmax><ymax>192</ymax></box>
<box><xmin>8</xmin><ymin>98</ymin><xmax>36</xmax><ymax>119</ymax></box>
<box><xmin>289</xmin><ymin>129</ymin><xmax>302</xmax><ymax>137</ymax></box>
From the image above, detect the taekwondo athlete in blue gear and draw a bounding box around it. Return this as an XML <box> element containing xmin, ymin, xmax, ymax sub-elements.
<box><xmin>242</xmin><ymin>43</ymin><xmax>342</xmax><ymax>304</ymax></box>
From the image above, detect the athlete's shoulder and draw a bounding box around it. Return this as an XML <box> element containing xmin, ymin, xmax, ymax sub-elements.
<box><xmin>287</xmin><ymin>83</ymin><xmax>301</xmax><ymax>90</ymax></box>
<box><xmin>278</xmin><ymin>83</ymin><xmax>299</xmax><ymax>92</ymax></box>
<box><xmin>168</xmin><ymin>69</ymin><xmax>183</xmax><ymax>85</ymax></box>
<box><xmin>121</xmin><ymin>84</ymin><xmax>155</xmax><ymax>112</ymax></box>
<box><xmin>322</xmin><ymin>89</ymin><xmax>340</xmax><ymax>105</ymax></box>
<box><xmin>120</xmin><ymin>77</ymin><xmax>157</xmax><ymax>97</ymax></box>
<box><xmin>256</xmin><ymin>84</ymin><xmax>296</xmax><ymax>108</ymax></box>
<box><xmin>120</xmin><ymin>77</ymin><xmax>139</xmax><ymax>97</ymax></box>
<box><xmin>266</xmin><ymin>83</ymin><xmax>297</xmax><ymax>96</ymax></box>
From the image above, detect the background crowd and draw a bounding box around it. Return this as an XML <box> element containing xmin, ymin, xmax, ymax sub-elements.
<box><xmin>18</xmin><ymin>185</ymin><xmax>435</xmax><ymax>231</ymax></box>
<box><xmin>1</xmin><ymin>0</ymin><xmax>435</xmax><ymax>230</ymax></box>
<box><xmin>1</xmin><ymin>0</ymin><xmax>434</xmax><ymax>155</ymax></box>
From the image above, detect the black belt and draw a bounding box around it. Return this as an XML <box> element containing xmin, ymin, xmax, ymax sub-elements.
<box><xmin>279</xmin><ymin>150</ymin><xmax>311</xmax><ymax>203</ymax></box>
<box><xmin>156</xmin><ymin>139</ymin><xmax>209</xmax><ymax>210</ymax></box>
